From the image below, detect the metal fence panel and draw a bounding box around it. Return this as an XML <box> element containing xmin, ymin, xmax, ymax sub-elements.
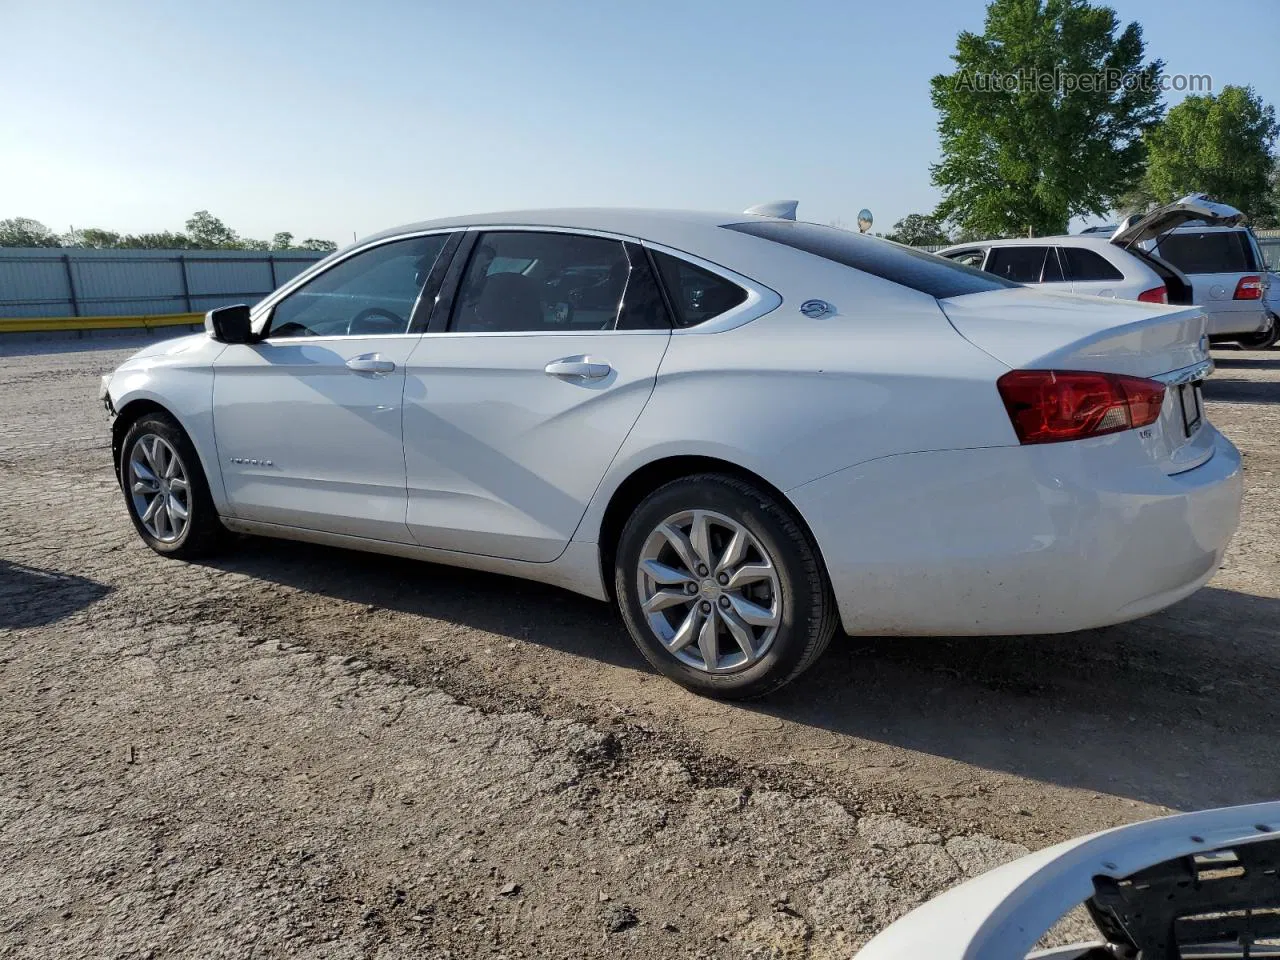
<box><xmin>0</xmin><ymin>248</ymin><xmax>328</xmax><ymax>318</ymax></box>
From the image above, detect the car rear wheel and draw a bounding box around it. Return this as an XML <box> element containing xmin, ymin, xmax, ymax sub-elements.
<box><xmin>120</xmin><ymin>412</ymin><xmax>225</xmax><ymax>559</ymax></box>
<box><xmin>1236</xmin><ymin>315</ymin><xmax>1279</xmax><ymax>350</ymax></box>
<box><xmin>614</xmin><ymin>473</ymin><xmax>838</xmax><ymax>699</ymax></box>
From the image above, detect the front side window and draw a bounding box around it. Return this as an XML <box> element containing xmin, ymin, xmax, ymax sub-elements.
<box><xmin>268</xmin><ymin>234</ymin><xmax>448</xmax><ymax>338</ymax></box>
<box><xmin>1153</xmin><ymin>231</ymin><xmax>1259</xmax><ymax>274</ymax></box>
<box><xmin>1061</xmin><ymin>246</ymin><xmax>1124</xmax><ymax>282</ymax></box>
<box><xmin>985</xmin><ymin>246</ymin><xmax>1052</xmax><ymax>284</ymax></box>
<box><xmin>450</xmin><ymin>231</ymin><xmax>644</xmax><ymax>333</ymax></box>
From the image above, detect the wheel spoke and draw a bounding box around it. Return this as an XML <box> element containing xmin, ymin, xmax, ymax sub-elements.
<box><xmin>688</xmin><ymin>511</ymin><xmax>714</xmax><ymax>569</ymax></box>
<box><xmin>657</xmin><ymin>522</ymin><xmax>701</xmax><ymax>574</ymax></box>
<box><xmin>132</xmin><ymin>478</ymin><xmax>159</xmax><ymax>495</ymax></box>
<box><xmin>728</xmin><ymin>594</ymin><xmax>779</xmax><ymax>628</ymax></box>
<box><xmin>667</xmin><ymin>606</ymin><xmax>703</xmax><ymax>653</ymax></box>
<box><xmin>154</xmin><ymin>501</ymin><xmax>170</xmax><ymax>538</ymax></box>
<box><xmin>141</xmin><ymin>437</ymin><xmax>161</xmax><ymax>474</ymax></box>
<box><xmin>643</xmin><ymin>589</ymin><xmax>690</xmax><ymax>614</ymax></box>
<box><xmin>726</xmin><ymin>563</ymin><xmax>774</xmax><ymax>590</ymax></box>
<box><xmin>132</xmin><ymin>460</ymin><xmax>159</xmax><ymax>486</ymax></box>
<box><xmin>640</xmin><ymin>558</ymin><xmax>694</xmax><ymax>585</ymax></box>
<box><xmin>696</xmin><ymin>610</ymin><xmax>719</xmax><ymax>671</ymax></box>
<box><xmin>167</xmin><ymin>493</ymin><xmax>189</xmax><ymax>521</ymax></box>
<box><xmin>715</xmin><ymin>528</ymin><xmax>747</xmax><ymax>575</ymax></box>
<box><xmin>168</xmin><ymin>476</ymin><xmax>189</xmax><ymax>495</ymax></box>
<box><xmin>162</xmin><ymin>445</ymin><xmax>180</xmax><ymax>479</ymax></box>
<box><xmin>719</xmin><ymin>605</ymin><xmax>757</xmax><ymax>660</ymax></box>
<box><xmin>141</xmin><ymin>496</ymin><xmax>162</xmax><ymax>524</ymax></box>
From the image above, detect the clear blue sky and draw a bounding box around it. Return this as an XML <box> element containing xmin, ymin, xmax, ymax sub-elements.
<box><xmin>2</xmin><ymin>0</ymin><xmax>1276</xmax><ymax>243</ymax></box>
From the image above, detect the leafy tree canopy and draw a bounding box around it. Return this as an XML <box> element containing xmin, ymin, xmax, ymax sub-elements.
<box><xmin>885</xmin><ymin>213</ymin><xmax>952</xmax><ymax>246</ymax></box>
<box><xmin>931</xmin><ymin>0</ymin><xmax>1163</xmax><ymax>237</ymax></box>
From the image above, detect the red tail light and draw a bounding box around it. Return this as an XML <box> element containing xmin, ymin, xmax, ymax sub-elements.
<box><xmin>996</xmin><ymin>370</ymin><xmax>1166</xmax><ymax>444</ymax></box>
<box><xmin>1234</xmin><ymin>275</ymin><xmax>1263</xmax><ymax>300</ymax></box>
<box><xmin>1137</xmin><ymin>285</ymin><xmax>1168</xmax><ymax>304</ymax></box>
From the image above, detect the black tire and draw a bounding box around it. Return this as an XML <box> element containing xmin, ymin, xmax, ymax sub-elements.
<box><xmin>119</xmin><ymin>411</ymin><xmax>226</xmax><ymax>559</ymax></box>
<box><xmin>614</xmin><ymin>473</ymin><xmax>838</xmax><ymax>700</ymax></box>
<box><xmin>1236</xmin><ymin>315</ymin><xmax>1279</xmax><ymax>350</ymax></box>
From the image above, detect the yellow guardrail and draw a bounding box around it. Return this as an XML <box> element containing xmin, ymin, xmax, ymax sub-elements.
<box><xmin>0</xmin><ymin>312</ymin><xmax>204</xmax><ymax>334</ymax></box>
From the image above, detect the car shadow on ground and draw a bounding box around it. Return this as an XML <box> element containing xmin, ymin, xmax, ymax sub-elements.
<box><xmin>0</xmin><ymin>559</ymin><xmax>113</xmax><ymax>629</ymax></box>
<box><xmin>1212</xmin><ymin>355</ymin><xmax>1279</xmax><ymax>371</ymax></box>
<box><xmin>1202</xmin><ymin>377</ymin><xmax>1280</xmax><ymax>404</ymax></box>
<box><xmin>205</xmin><ymin>537</ymin><xmax>1280</xmax><ymax>811</ymax></box>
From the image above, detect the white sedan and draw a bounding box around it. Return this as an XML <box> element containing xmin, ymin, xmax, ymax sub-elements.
<box><xmin>101</xmin><ymin>206</ymin><xmax>1243</xmax><ymax>698</ymax></box>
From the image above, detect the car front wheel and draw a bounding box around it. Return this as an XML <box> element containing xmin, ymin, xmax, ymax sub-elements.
<box><xmin>614</xmin><ymin>473</ymin><xmax>838</xmax><ymax>699</ymax></box>
<box><xmin>119</xmin><ymin>411</ymin><xmax>225</xmax><ymax>559</ymax></box>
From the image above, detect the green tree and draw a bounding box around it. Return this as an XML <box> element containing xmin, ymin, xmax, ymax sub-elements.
<box><xmin>64</xmin><ymin>228</ymin><xmax>122</xmax><ymax>248</ymax></box>
<box><xmin>117</xmin><ymin>232</ymin><xmax>192</xmax><ymax>249</ymax></box>
<box><xmin>885</xmin><ymin>213</ymin><xmax>951</xmax><ymax>246</ymax></box>
<box><xmin>931</xmin><ymin>0</ymin><xmax>1163</xmax><ymax>237</ymax></box>
<box><xmin>185</xmin><ymin>210</ymin><xmax>240</xmax><ymax>249</ymax></box>
<box><xmin>0</xmin><ymin>217</ymin><xmax>62</xmax><ymax>247</ymax></box>
<box><xmin>271</xmin><ymin>231</ymin><xmax>295</xmax><ymax>249</ymax></box>
<box><xmin>298</xmin><ymin>238</ymin><xmax>338</xmax><ymax>252</ymax></box>
<box><xmin>1141</xmin><ymin>86</ymin><xmax>1279</xmax><ymax>223</ymax></box>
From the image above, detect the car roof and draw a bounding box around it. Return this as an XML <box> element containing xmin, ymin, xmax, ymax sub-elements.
<box><xmin>363</xmin><ymin>208</ymin><xmax>749</xmax><ymax>249</ymax></box>
<box><xmin>940</xmin><ymin>235</ymin><xmax>1117</xmax><ymax>251</ymax></box>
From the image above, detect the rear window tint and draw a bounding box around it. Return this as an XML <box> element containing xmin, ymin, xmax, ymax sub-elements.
<box><xmin>986</xmin><ymin>246</ymin><xmax>1051</xmax><ymax>283</ymax></box>
<box><xmin>651</xmin><ymin>250</ymin><xmax>749</xmax><ymax>327</ymax></box>
<box><xmin>1154</xmin><ymin>231</ymin><xmax>1258</xmax><ymax>274</ymax></box>
<box><xmin>723</xmin><ymin>220</ymin><xmax>1018</xmax><ymax>298</ymax></box>
<box><xmin>1061</xmin><ymin>246</ymin><xmax>1124</xmax><ymax>282</ymax></box>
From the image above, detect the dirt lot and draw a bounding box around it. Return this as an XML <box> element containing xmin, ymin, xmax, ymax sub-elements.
<box><xmin>2</xmin><ymin>334</ymin><xmax>1278</xmax><ymax>959</ymax></box>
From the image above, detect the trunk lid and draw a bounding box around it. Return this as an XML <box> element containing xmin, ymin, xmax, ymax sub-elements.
<box><xmin>1111</xmin><ymin>193</ymin><xmax>1245</xmax><ymax>248</ymax></box>
<box><xmin>939</xmin><ymin>287</ymin><xmax>1214</xmax><ymax>473</ymax></box>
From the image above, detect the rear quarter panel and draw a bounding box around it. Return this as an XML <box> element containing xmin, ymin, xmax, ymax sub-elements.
<box><xmin>574</xmin><ymin>263</ymin><xmax>1014</xmax><ymax>544</ymax></box>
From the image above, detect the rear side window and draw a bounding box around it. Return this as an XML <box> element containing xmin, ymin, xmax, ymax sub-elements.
<box><xmin>1155</xmin><ymin>231</ymin><xmax>1259</xmax><ymax>274</ymax></box>
<box><xmin>724</xmin><ymin>220</ymin><xmax>1017</xmax><ymax>298</ymax></box>
<box><xmin>651</xmin><ymin>251</ymin><xmax>748</xmax><ymax>327</ymax></box>
<box><xmin>985</xmin><ymin>246</ymin><xmax>1053</xmax><ymax>283</ymax></box>
<box><xmin>1061</xmin><ymin>246</ymin><xmax>1124</xmax><ymax>282</ymax></box>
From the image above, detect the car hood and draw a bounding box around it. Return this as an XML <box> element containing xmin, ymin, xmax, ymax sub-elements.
<box><xmin>116</xmin><ymin>332</ymin><xmax>214</xmax><ymax>368</ymax></box>
<box><xmin>855</xmin><ymin>801</ymin><xmax>1280</xmax><ymax>960</ymax></box>
<box><xmin>1111</xmin><ymin>193</ymin><xmax>1245</xmax><ymax>248</ymax></box>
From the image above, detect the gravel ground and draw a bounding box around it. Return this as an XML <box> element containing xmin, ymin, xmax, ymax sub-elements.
<box><xmin>2</xmin><ymin>334</ymin><xmax>1278</xmax><ymax>959</ymax></box>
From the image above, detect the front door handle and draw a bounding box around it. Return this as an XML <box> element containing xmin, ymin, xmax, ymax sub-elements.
<box><xmin>346</xmin><ymin>354</ymin><xmax>396</xmax><ymax>374</ymax></box>
<box><xmin>544</xmin><ymin>356</ymin><xmax>612</xmax><ymax>381</ymax></box>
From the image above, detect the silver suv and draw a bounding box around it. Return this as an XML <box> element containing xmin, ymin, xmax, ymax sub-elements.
<box><xmin>1116</xmin><ymin>196</ymin><xmax>1273</xmax><ymax>348</ymax></box>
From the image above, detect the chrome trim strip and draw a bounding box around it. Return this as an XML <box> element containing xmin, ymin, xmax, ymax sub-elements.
<box><xmin>1155</xmin><ymin>358</ymin><xmax>1214</xmax><ymax>385</ymax></box>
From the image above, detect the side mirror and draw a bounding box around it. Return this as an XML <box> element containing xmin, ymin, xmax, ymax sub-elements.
<box><xmin>204</xmin><ymin>304</ymin><xmax>255</xmax><ymax>344</ymax></box>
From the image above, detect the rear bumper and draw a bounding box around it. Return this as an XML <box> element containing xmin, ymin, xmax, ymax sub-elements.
<box><xmin>789</xmin><ymin>429</ymin><xmax>1243</xmax><ymax>636</ymax></box>
<box><xmin>1204</xmin><ymin>303</ymin><xmax>1270</xmax><ymax>336</ymax></box>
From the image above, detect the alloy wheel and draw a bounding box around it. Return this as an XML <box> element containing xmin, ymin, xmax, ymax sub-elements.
<box><xmin>636</xmin><ymin>509</ymin><xmax>782</xmax><ymax>674</ymax></box>
<box><xmin>128</xmin><ymin>434</ymin><xmax>191</xmax><ymax>543</ymax></box>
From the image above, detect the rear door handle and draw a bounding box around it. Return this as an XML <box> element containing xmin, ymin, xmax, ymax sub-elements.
<box><xmin>544</xmin><ymin>356</ymin><xmax>612</xmax><ymax>381</ymax></box>
<box><xmin>346</xmin><ymin>354</ymin><xmax>396</xmax><ymax>374</ymax></box>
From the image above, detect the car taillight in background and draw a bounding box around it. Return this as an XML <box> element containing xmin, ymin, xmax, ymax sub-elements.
<box><xmin>1234</xmin><ymin>275</ymin><xmax>1263</xmax><ymax>300</ymax></box>
<box><xmin>996</xmin><ymin>370</ymin><xmax>1166</xmax><ymax>444</ymax></box>
<box><xmin>1137</xmin><ymin>285</ymin><xmax>1168</xmax><ymax>304</ymax></box>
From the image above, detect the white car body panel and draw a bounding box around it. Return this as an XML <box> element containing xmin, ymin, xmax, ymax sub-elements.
<box><xmin>103</xmin><ymin>207</ymin><xmax>1244</xmax><ymax>640</ymax></box>
<box><xmin>212</xmin><ymin>335</ymin><xmax>423</xmax><ymax>542</ymax></box>
<box><xmin>401</xmin><ymin>329</ymin><xmax>670</xmax><ymax>562</ymax></box>
<box><xmin>855</xmin><ymin>801</ymin><xmax>1280</xmax><ymax>960</ymax></box>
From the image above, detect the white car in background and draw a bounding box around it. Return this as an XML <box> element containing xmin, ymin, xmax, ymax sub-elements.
<box><xmin>939</xmin><ymin>195</ymin><xmax>1271</xmax><ymax>345</ymax></box>
<box><xmin>101</xmin><ymin>205</ymin><xmax>1242</xmax><ymax>699</ymax></box>
<box><xmin>856</xmin><ymin>801</ymin><xmax>1280</xmax><ymax>960</ymax></box>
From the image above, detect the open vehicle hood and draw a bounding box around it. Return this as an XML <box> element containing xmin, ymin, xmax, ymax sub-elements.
<box><xmin>856</xmin><ymin>801</ymin><xmax>1280</xmax><ymax>960</ymax></box>
<box><xmin>1112</xmin><ymin>194</ymin><xmax>1245</xmax><ymax>248</ymax></box>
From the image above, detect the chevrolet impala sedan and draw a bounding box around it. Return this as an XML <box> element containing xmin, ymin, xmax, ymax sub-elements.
<box><xmin>101</xmin><ymin>206</ymin><xmax>1243</xmax><ymax>698</ymax></box>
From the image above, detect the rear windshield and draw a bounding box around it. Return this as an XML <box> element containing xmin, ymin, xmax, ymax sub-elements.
<box><xmin>723</xmin><ymin>220</ymin><xmax>1019</xmax><ymax>298</ymax></box>
<box><xmin>1153</xmin><ymin>231</ymin><xmax>1259</xmax><ymax>274</ymax></box>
